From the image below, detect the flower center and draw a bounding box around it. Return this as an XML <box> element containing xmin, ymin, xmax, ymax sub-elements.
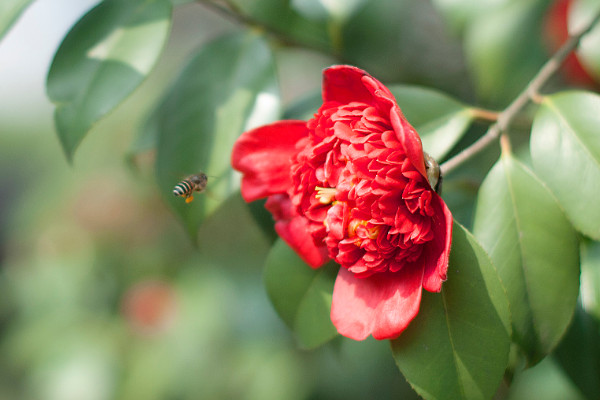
<box><xmin>348</xmin><ymin>219</ymin><xmax>381</xmax><ymax>244</ymax></box>
<box><xmin>315</xmin><ymin>186</ymin><xmax>337</xmax><ymax>204</ymax></box>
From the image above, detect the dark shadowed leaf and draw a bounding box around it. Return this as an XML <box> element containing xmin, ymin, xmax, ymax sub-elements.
<box><xmin>389</xmin><ymin>85</ymin><xmax>474</xmax><ymax>161</ymax></box>
<box><xmin>391</xmin><ymin>222</ymin><xmax>511</xmax><ymax>400</ymax></box>
<box><xmin>0</xmin><ymin>0</ymin><xmax>35</xmax><ymax>41</ymax></box>
<box><xmin>152</xmin><ymin>32</ymin><xmax>280</xmax><ymax>237</ymax></box>
<box><xmin>342</xmin><ymin>0</ymin><xmax>472</xmax><ymax>100</ymax></box>
<box><xmin>264</xmin><ymin>239</ymin><xmax>338</xmax><ymax>349</ymax></box>
<box><xmin>47</xmin><ymin>0</ymin><xmax>172</xmax><ymax>160</ymax></box>
<box><xmin>473</xmin><ymin>153</ymin><xmax>580</xmax><ymax>364</ymax></box>
<box><xmin>580</xmin><ymin>240</ymin><xmax>600</xmax><ymax>320</ymax></box>
<box><xmin>531</xmin><ymin>91</ymin><xmax>600</xmax><ymax>240</ymax></box>
<box><xmin>554</xmin><ymin>305</ymin><xmax>600</xmax><ymax>400</ymax></box>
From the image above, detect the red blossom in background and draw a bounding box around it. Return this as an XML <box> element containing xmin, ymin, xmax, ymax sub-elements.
<box><xmin>544</xmin><ymin>0</ymin><xmax>597</xmax><ymax>87</ymax></box>
<box><xmin>231</xmin><ymin>65</ymin><xmax>452</xmax><ymax>340</ymax></box>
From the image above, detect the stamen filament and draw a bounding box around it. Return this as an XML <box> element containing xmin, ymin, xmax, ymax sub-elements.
<box><xmin>315</xmin><ymin>186</ymin><xmax>337</xmax><ymax>204</ymax></box>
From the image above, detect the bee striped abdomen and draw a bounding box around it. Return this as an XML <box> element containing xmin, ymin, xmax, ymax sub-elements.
<box><xmin>173</xmin><ymin>180</ymin><xmax>194</xmax><ymax>198</ymax></box>
<box><xmin>173</xmin><ymin>173</ymin><xmax>208</xmax><ymax>203</ymax></box>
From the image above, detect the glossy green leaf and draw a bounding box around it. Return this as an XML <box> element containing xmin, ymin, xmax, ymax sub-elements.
<box><xmin>47</xmin><ymin>0</ymin><xmax>172</xmax><ymax>161</ymax></box>
<box><xmin>264</xmin><ymin>239</ymin><xmax>338</xmax><ymax>349</ymax></box>
<box><xmin>0</xmin><ymin>0</ymin><xmax>35</xmax><ymax>41</ymax></box>
<box><xmin>391</xmin><ymin>222</ymin><xmax>511</xmax><ymax>400</ymax></box>
<box><xmin>389</xmin><ymin>85</ymin><xmax>474</xmax><ymax>161</ymax></box>
<box><xmin>153</xmin><ymin>32</ymin><xmax>280</xmax><ymax>237</ymax></box>
<box><xmin>554</xmin><ymin>305</ymin><xmax>600</xmax><ymax>400</ymax></box>
<box><xmin>464</xmin><ymin>0</ymin><xmax>547</xmax><ymax>105</ymax></box>
<box><xmin>531</xmin><ymin>91</ymin><xmax>600</xmax><ymax>240</ymax></box>
<box><xmin>473</xmin><ymin>153</ymin><xmax>580</xmax><ymax>363</ymax></box>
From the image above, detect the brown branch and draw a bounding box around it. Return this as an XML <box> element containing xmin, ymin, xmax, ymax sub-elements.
<box><xmin>440</xmin><ymin>9</ymin><xmax>600</xmax><ymax>176</ymax></box>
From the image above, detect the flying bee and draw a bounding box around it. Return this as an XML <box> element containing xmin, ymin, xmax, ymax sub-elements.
<box><xmin>173</xmin><ymin>173</ymin><xmax>208</xmax><ymax>203</ymax></box>
<box><xmin>424</xmin><ymin>152</ymin><xmax>442</xmax><ymax>194</ymax></box>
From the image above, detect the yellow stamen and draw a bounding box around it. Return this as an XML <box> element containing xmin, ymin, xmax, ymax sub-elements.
<box><xmin>315</xmin><ymin>186</ymin><xmax>337</xmax><ymax>204</ymax></box>
<box><xmin>348</xmin><ymin>219</ymin><xmax>380</xmax><ymax>245</ymax></box>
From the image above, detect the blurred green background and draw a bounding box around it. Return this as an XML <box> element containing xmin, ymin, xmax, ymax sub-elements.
<box><xmin>0</xmin><ymin>0</ymin><xmax>591</xmax><ymax>399</ymax></box>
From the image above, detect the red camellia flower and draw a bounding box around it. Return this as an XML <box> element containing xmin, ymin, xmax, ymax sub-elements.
<box><xmin>231</xmin><ymin>65</ymin><xmax>452</xmax><ymax>340</ymax></box>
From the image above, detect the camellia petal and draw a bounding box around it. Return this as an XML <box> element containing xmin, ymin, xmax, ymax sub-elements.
<box><xmin>331</xmin><ymin>266</ymin><xmax>424</xmax><ymax>340</ymax></box>
<box><xmin>322</xmin><ymin>65</ymin><xmax>377</xmax><ymax>106</ymax></box>
<box><xmin>390</xmin><ymin>108</ymin><xmax>428</xmax><ymax>179</ymax></box>
<box><xmin>265</xmin><ymin>195</ymin><xmax>329</xmax><ymax>268</ymax></box>
<box><xmin>231</xmin><ymin>121</ymin><xmax>308</xmax><ymax>202</ymax></box>
<box><xmin>421</xmin><ymin>194</ymin><xmax>453</xmax><ymax>293</ymax></box>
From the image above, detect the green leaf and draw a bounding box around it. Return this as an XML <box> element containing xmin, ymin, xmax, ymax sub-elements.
<box><xmin>581</xmin><ymin>240</ymin><xmax>600</xmax><ymax>319</ymax></box>
<box><xmin>47</xmin><ymin>0</ymin><xmax>172</xmax><ymax>160</ymax></box>
<box><xmin>389</xmin><ymin>85</ymin><xmax>474</xmax><ymax>161</ymax></box>
<box><xmin>0</xmin><ymin>0</ymin><xmax>35</xmax><ymax>41</ymax></box>
<box><xmin>153</xmin><ymin>32</ymin><xmax>280</xmax><ymax>237</ymax></box>
<box><xmin>473</xmin><ymin>153</ymin><xmax>580</xmax><ymax>363</ymax></box>
<box><xmin>464</xmin><ymin>0</ymin><xmax>547</xmax><ymax>105</ymax></box>
<box><xmin>531</xmin><ymin>91</ymin><xmax>600</xmax><ymax>240</ymax></box>
<box><xmin>291</xmin><ymin>0</ymin><xmax>367</xmax><ymax>22</ymax></box>
<box><xmin>430</xmin><ymin>0</ymin><xmax>511</xmax><ymax>34</ymax></box>
<box><xmin>554</xmin><ymin>305</ymin><xmax>600</xmax><ymax>400</ymax></box>
<box><xmin>342</xmin><ymin>0</ymin><xmax>471</xmax><ymax>99</ymax></box>
<box><xmin>282</xmin><ymin>90</ymin><xmax>321</xmax><ymax>120</ymax></box>
<box><xmin>264</xmin><ymin>239</ymin><xmax>338</xmax><ymax>349</ymax></box>
<box><xmin>227</xmin><ymin>0</ymin><xmax>331</xmax><ymax>53</ymax></box>
<box><xmin>391</xmin><ymin>221</ymin><xmax>511</xmax><ymax>400</ymax></box>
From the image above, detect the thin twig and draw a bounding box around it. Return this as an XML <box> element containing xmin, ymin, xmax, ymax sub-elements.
<box><xmin>469</xmin><ymin>107</ymin><xmax>500</xmax><ymax>122</ymax></box>
<box><xmin>440</xmin><ymin>9</ymin><xmax>600</xmax><ymax>176</ymax></box>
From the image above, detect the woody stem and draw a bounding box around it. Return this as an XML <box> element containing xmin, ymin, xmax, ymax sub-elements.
<box><xmin>440</xmin><ymin>9</ymin><xmax>600</xmax><ymax>176</ymax></box>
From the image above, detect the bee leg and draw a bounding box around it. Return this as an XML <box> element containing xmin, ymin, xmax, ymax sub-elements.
<box><xmin>185</xmin><ymin>196</ymin><xmax>194</xmax><ymax>203</ymax></box>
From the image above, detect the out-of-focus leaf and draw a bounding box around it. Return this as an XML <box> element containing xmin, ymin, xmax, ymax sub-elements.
<box><xmin>554</xmin><ymin>305</ymin><xmax>600</xmax><ymax>400</ymax></box>
<box><xmin>531</xmin><ymin>91</ymin><xmax>600</xmax><ymax>240</ymax></box>
<box><xmin>507</xmin><ymin>357</ymin><xmax>587</xmax><ymax>400</ymax></box>
<box><xmin>291</xmin><ymin>0</ymin><xmax>367</xmax><ymax>22</ymax></box>
<box><xmin>473</xmin><ymin>153</ymin><xmax>580</xmax><ymax>364</ymax></box>
<box><xmin>0</xmin><ymin>0</ymin><xmax>35</xmax><ymax>41</ymax></box>
<box><xmin>389</xmin><ymin>85</ymin><xmax>474</xmax><ymax>161</ymax></box>
<box><xmin>392</xmin><ymin>222</ymin><xmax>511</xmax><ymax>400</ymax></box>
<box><xmin>571</xmin><ymin>0</ymin><xmax>600</xmax><ymax>82</ymax></box>
<box><xmin>264</xmin><ymin>239</ymin><xmax>338</xmax><ymax>349</ymax></box>
<box><xmin>47</xmin><ymin>0</ymin><xmax>172</xmax><ymax>161</ymax></box>
<box><xmin>342</xmin><ymin>0</ymin><xmax>472</xmax><ymax>100</ymax></box>
<box><xmin>430</xmin><ymin>0</ymin><xmax>511</xmax><ymax>33</ymax></box>
<box><xmin>441</xmin><ymin>124</ymin><xmax>500</xmax><ymax>228</ymax></box>
<box><xmin>153</xmin><ymin>32</ymin><xmax>280</xmax><ymax>237</ymax></box>
<box><xmin>464</xmin><ymin>0</ymin><xmax>547</xmax><ymax>106</ymax></box>
<box><xmin>226</xmin><ymin>0</ymin><xmax>332</xmax><ymax>53</ymax></box>
<box><xmin>282</xmin><ymin>90</ymin><xmax>321</xmax><ymax>120</ymax></box>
